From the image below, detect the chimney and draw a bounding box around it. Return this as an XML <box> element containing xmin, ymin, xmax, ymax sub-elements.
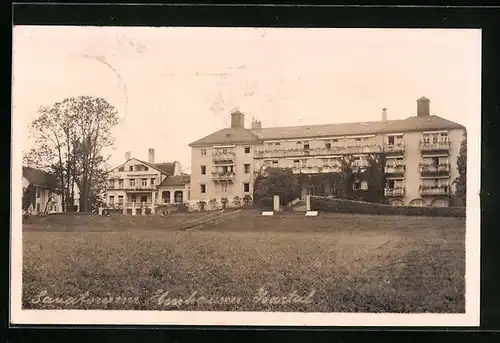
<box><xmin>417</xmin><ymin>97</ymin><xmax>430</xmax><ymax>117</ymax></box>
<box><xmin>251</xmin><ymin>117</ymin><xmax>262</xmax><ymax>130</ymax></box>
<box><xmin>230</xmin><ymin>109</ymin><xmax>245</xmax><ymax>128</ymax></box>
<box><xmin>381</xmin><ymin>108</ymin><xmax>387</xmax><ymax>122</ymax></box>
<box><xmin>125</xmin><ymin>151</ymin><xmax>131</xmax><ymax>160</ymax></box>
<box><xmin>148</xmin><ymin>148</ymin><xmax>155</xmax><ymax>163</ymax></box>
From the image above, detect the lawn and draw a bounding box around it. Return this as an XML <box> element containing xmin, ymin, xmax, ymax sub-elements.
<box><xmin>22</xmin><ymin>210</ymin><xmax>465</xmax><ymax>313</ymax></box>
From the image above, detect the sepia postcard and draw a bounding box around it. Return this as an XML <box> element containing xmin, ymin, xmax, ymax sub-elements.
<box><xmin>10</xmin><ymin>26</ymin><xmax>481</xmax><ymax>326</ymax></box>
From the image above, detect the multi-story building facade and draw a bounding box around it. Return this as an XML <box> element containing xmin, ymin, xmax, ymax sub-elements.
<box><xmin>105</xmin><ymin>149</ymin><xmax>190</xmax><ymax>215</ymax></box>
<box><xmin>189</xmin><ymin>97</ymin><xmax>465</xmax><ymax>207</ymax></box>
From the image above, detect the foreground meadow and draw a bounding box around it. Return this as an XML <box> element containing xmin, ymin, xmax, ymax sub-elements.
<box><xmin>22</xmin><ymin>211</ymin><xmax>465</xmax><ymax>312</ymax></box>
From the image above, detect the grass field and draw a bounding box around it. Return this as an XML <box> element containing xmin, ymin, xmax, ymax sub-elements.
<box><xmin>22</xmin><ymin>210</ymin><xmax>465</xmax><ymax>312</ymax></box>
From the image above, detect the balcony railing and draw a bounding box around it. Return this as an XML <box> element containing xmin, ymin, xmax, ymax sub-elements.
<box><xmin>420</xmin><ymin>140</ymin><xmax>450</xmax><ymax>152</ymax></box>
<box><xmin>419</xmin><ymin>163</ymin><xmax>450</xmax><ymax>174</ymax></box>
<box><xmin>384</xmin><ymin>143</ymin><xmax>405</xmax><ymax>153</ymax></box>
<box><xmin>212</xmin><ymin>151</ymin><xmax>236</xmax><ymax>161</ymax></box>
<box><xmin>107</xmin><ymin>202</ymin><xmax>153</xmax><ymax>209</ymax></box>
<box><xmin>254</xmin><ymin>145</ymin><xmax>381</xmax><ymax>158</ymax></box>
<box><xmin>212</xmin><ymin>172</ymin><xmax>235</xmax><ymax>181</ymax></box>
<box><xmin>107</xmin><ymin>184</ymin><xmax>156</xmax><ymax>191</ymax></box>
<box><xmin>384</xmin><ymin>187</ymin><xmax>405</xmax><ymax>197</ymax></box>
<box><xmin>384</xmin><ymin>165</ymin><xmax>406</xmax><ymax>174</ymax></box>
<box><xmin>420</xmin><ymin>186</ymin><xmax>450</xmax><ymax>196</ymax></box>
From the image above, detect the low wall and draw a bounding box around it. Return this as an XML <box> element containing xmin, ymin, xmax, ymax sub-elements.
<box><xmin>311</xmin><ymin>196</ymin><xmax>466</xmax><ymax>218</ymax></box>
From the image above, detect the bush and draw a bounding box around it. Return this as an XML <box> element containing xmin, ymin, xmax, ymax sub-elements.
<box><xmin>197</xmin><ymin>201</ymin><xmax>206</xmax><ymax>211</ymax></box>
<box><xmin>311</xmin><ymin>196</ymin><xmax>465</xmax><ymax>217</ymax></box>
<box><xmin>243</xmin><ymin>195</ymin><xmax>253</xmax><ymax>206</ymax></box>
<box><xmin>232</xmin><ymin>196</ymin><xmax>242</xmax><ymax>208</ymax></box>
<box><xmin>177</xmin><ymin>203</ymin><xmax>189</xmax><ymax>213</ymax></box>
<box><xmin>259</xmin><ymin>197</ymin><xmax>274</xmax><ymax>210</ymax></box>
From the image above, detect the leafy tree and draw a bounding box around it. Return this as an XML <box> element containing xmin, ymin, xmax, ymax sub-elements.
<box><xmin>453</xmin><ymin>132</ymin><xmax>467</xmax><ymax>206</ymax></box>
<box><xmin>26</xmin><ymin>96</ymin><xmax>119</xmax><ymax>212</ymax></box>
<box><xmin>253</xmin><ymin>167</ymin><xmax>300</xmax><ymax>206</ymax></box>
<box><xmin>22</xmin><ymin>184</ymin><xmax>36</xmax><ymax>212</ymax></box>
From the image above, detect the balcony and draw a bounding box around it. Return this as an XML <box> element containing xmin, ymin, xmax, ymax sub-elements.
<box><xmin>384</xmin><ymin>143</ymin><xmax>405</xmax><ymax>154</ymax></box>
<box><xmin>420</xmin><ymin>186</ymin><xmax>450</xmax><ymax>196</ymax></box>
<box><xmin>385</xmin><ymin>164</ymin><xmax>406</xmax><ymax>175</ymax></box>
<box><xmin>384</xmin><ymin>187</ymin><xmax>405</xmax><ymax>197</ymax></box>
<box><xmin>419</xmin><ymin>163</ymin><xmax>450</xmax><ymax>176</ymax></box>
<box><xmin>345</xmin><ymin>145</ymin><xmax>382</xmax><ymax>154</ymax></box>
<box><xmin>254</xmin><ymin>145</ymin><xmax>381</xmax><ymax>158</ymax></box>
<box><xmin>212</xmin><ymin>172</ymin><xmax>235</xmax><ymax>182</ymax></box>
<box><xmin>107</xmin><ymin>202</ymin><xmax>153</xmax><ymax>209</ymax></box>
<box><xmin>420</xmin><ymin>140</ymin><xmax>450</xmax><ymax>152</ymax></box>
<box><xmin>212</xmin><ymin>151</ymin><xmax>236</xmax><ymax>162</ymax></box>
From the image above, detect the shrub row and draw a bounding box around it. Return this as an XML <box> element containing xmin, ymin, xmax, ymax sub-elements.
<box><xmin>311</xmin><ymin>196</ymin><xmax>466</xmax><ymax>217</ymax></box>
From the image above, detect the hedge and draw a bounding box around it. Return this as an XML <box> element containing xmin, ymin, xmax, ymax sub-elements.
<box><xmin>310</xmin><ymin>196</ymin><xmax>465</xmax><ymax>218</ymax></box>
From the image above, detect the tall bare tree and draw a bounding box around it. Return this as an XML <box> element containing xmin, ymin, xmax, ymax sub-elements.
<box><xmin>25</xmin><ymin>96</ymin><xmax>119</xmax><ymax>212</ymax></box>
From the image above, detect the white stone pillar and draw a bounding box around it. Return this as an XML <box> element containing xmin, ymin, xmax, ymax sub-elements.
<box><xmin>306</xmin><ymin>195</ymin><xmax>311</xmax><ymax>211</ymax></box>
<box><xmin>273</xmin><ymin>195</ymin><xmax>280</xmax><ymax>212</ymax></box>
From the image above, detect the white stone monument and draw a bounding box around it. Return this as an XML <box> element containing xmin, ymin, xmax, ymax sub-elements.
<box><xmin>305</xmin><ymin>195</ymin><xmax>318</xmax><ymax>216</ymax></box>
<box><xmin>273</xmin><ymin>195</ymin><xmax>280</xmax><ymax>212</ymax></box>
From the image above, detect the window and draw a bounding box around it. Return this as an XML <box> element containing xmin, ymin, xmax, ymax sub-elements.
<box><xmin>151</xmin><ymin>178</ymin><xmax>155</xmax><ymax>186</ymax></box>
<box><xmin>201</xmin><ymin>149</ymin><xmax>207</xmax><ymax>156</ymax></box>
<box><xmin>174</xmin><ymin>191</ymin><xmax>183</xmax><ymax>203</ymax></box>
<box><xmin>332</xmin><ymin>139</ymin><xmax>338</xmax><ymax>143</ymax></box>
<box><xmin>244</xmin><ymin>163</ymin><xmax>250</xmax><ymax>173</ymax></box>
<box><xmin>131</xmin><ymin>195</ymin><xmax>136</xmax><ymax>203</ymax></box>
<box><xmin>303</xmin><ymin>142</ymin><xmax>310</xmax><ymax>150</ymax></box>
<box><xmin>387</xmin><ymin>180</ymin><xmax>395</xmax><ymax>189</ymax></box>
<box><xmin>141</xmin><ymin>179</ymin><xmax>148</xmax><ymax>186</ymax></box>
<box><xmin>144</xmin><ymin>166</ymin><xmax>149</xmax><ymax>171</ymax></box>
<box><xmin>36</xmin><ymin>188</ymin><xmax>40</xmax><ymax>198</ymax></box>
<box><xmin>275</xmin><ymin>142</ymin><xmax>281</xmax><ymax>147</ymax></box>
<box><xmin>108</xmin><ymin>180</ymin><xmax>115</xmax><ymax>188</ymax></box>
<box><xmin>325</xmin><ymin>142</ymin><xmax>331</xmax><ymax>149</ymax></box>
<box><xmin>162</xmin><ymin>191</ymin><xmax>170</xmax><ymax>203</ymax></box>
<box><xmin>361</xmin><ymin>180</ymin><xmax>368</xmax><ymax>190</ymax></box>
<box><xmin>118</xmin><ymin>196</ymin><xmax>123</xmax><ymax>205</ymax></box>
<box><xmin>109</xmin><ymin>196</ymin><xmax>115</xmax><ymax>204</ymax></box>
<box><xmin>201</xmin><ymin>184</ymin><xmax>206</xmax><ymax>193</ymax></box>
<box><xmin>244</xmin><ymin>147</ymin><xmax>250</xmax><ymax>153</ymax></box>
<box><xmin>272</xmin><ymin>160</ymin><xmax>278</xmax><ymax>165</ymax></box>
<box><xmin>432</xmin><ymin>135</ymin><xmax>438</xmax><ymax>143</ymax></box>
<box><xmin>222</xmin><ymin>148</ymin><xmax>228</xmax><ymax>154</ymax></box>
<box><xmin>118</xmin><ymin>167</ymin><xmax>124</xmax><ymax>172</ymax></box>
<box><xmin>140</xmin><ymin>196</ymin><xmax>147</xmax><ymax>203</ymax></box>
<box><xmin>353</xmin><ymin>180</ymin><xmax>361</xmax><ymax>190</ymax></box>
<box><xmin>388</xmin><ymin>136</ymin><xmax>395</xmax><ymax>145</ymax></box>
<box><xmin>296</xmin><ymin>141</ymin><xmax>302</xmax><ymax>147</ymax></box>
<box><xmin>118</xmin><ymin>179</ymin><xmax>124</xmax><ymax>187</ymax></box>
<box><xmin>129</xmin><ymin>179</ymin><xmax>136</xmax><ymax>187</ymax></box>
<box><xmin>201</xmin><ymin>165</ymin><xmax>206</xmax><ymax>175</ymax></box>
<box><xmin>129</xmin><ymin>166</ymin><xmax>133</xmax><ymax>171</ymax></box>
<box><xmin>243</xmin><ymin>183</ymin><xmax>250</xmax><ymax>193</ymax></box>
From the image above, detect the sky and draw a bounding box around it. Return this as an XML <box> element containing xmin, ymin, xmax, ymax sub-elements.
<box><xmin>12</xmin><ymin>27</ymin><xmax>481</xmax><ymax>173</ymax></box>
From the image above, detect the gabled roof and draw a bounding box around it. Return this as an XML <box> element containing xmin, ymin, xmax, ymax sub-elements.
<box><xmin>143</xmin><ymin>161</ymin><xmax>176</xmax><ymax>175</ymax></box>
<box><xmin>188</xmin><ymin>128</ymin><xmax>261</xmax><ymax>147</ymax></box>
<box><xmin>23</xmin><ymin>167</ymin><xmax>58</xmax><ymax>188</ymax></box>
<box><xmin>110</xmin><ymin>158</ymin><xmax>177</xmax><ymax>175</ymax></box>
<box><xmin>251</xmin><ymin>115</ymin><xmax>464</xmax><ymax>141</ymax></box>
<box><xmin>159</xmin><ymin>174</ymin><xmax>191</xmax><ymax>187</ymax></box>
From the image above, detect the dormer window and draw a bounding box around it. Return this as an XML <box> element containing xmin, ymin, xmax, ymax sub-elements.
<box><xmin>118</xmin><ymin>166</ymin><xmax>124</xmax><ymax>172</ymax></box>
